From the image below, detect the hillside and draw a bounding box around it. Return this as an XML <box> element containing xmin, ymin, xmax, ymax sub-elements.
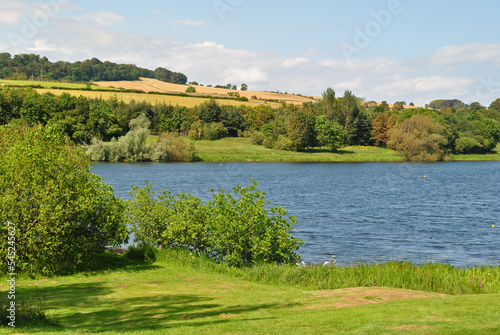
<box><xmin>94</xmin><ymin>78</ymin><xmax>322</xmax><ymax>105</ymax></box>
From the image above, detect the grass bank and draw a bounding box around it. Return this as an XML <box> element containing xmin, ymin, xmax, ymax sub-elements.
<box><xmin>194</xmin><ymin>138</ymin><xmax>403</xmax><ymax>162</ymax></box>
<box><xmin>2</xmin><ymin>248</ymin><xmax>499</xmax><ymax>334</ymax></box>
<box><xmin>194</xmin><ymin>138</ymin><xmax>500</xmax><ymax>163</ymax></box>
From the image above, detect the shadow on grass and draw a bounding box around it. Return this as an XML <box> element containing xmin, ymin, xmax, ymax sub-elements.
<box><xmin>75</xmin><ymin>252</ymin><xmax>162</xmax><ymax>275</ymax></box>
<box><xmin>18</xmin><ymin>282</ymin><xmax>277</xmax><ymax>333</ymax></box>
<box><xmin>303</xmin><ymin>148</ymin><xmax>355</xmax><ymax>155</ymax></box>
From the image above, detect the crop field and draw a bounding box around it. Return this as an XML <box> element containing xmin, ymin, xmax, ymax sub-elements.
<box><xmin>95</xmin><ymin>77</ymin><xmax>321</xmax><ymax>105</ymax></box>
<box><xmin>0</xmin><ymin>79</ymin><xmax>282</xmax><ymax>108</ymax></box>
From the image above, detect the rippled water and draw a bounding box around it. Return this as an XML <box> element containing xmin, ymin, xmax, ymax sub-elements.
<box><xmin>91</xmin><ymin>161</ymin><xmax>500</xmax><ymax>267</ymax></box>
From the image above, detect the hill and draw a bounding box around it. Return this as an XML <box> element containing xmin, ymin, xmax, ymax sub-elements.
<box><xmin>94</xmin><ymin>78</ymin><xmax>322</xmax><ymax>105</ymax></box>
<box><xmin>0</xmin><ymin>52</ymin><xmax>187</xmax><ymax>84</ymax></box>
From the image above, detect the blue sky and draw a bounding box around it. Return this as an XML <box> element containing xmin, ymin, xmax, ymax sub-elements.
<box><xmin>1</xmin><ymin>0</ymin><xmax>500</xmax><ymax>106</ymax></box>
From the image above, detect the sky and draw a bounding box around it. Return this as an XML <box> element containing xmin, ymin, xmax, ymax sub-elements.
<box><xmin>1</xmin><ymin>0</ymin><xmax>500</xmax><ymax>107</ymax></box>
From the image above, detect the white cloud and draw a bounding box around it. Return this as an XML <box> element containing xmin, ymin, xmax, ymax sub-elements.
<box><xmin>83</xmin><ymin>11</ymin><xmax>124</xmax><ymax>27</ymax></box>
<box><xmin>7</xmin><ymin>15</ymin><xmax>500</xmax><ymax>107</ymax></box>
<box><xmin>432</xmin><ymin>43</ymin><xmax>500</xmax><ymax>65</ymax></box>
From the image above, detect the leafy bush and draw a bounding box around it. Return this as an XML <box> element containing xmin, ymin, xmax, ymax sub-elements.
<box><xmin>124</xmin><ymin>242</ymin><xmax>157</xmax><ymax>262</ymax></box>
<box><xmin>202</xmin><ymin>122</ymin><xmax>228</xmax><ymax>140</ymax></box>
<box><xmin>454</xmin><ymin>136</ymin><xmax>483</xmax><ymax>154</ymax></box>
<box><xmin>250</xmin><ymin>131</ymin><xmax>264</xmax><ymax>145</ymax></box>
<box><xmin>149</xmin><ymin>137</ymin><xmax>170</xmax><ymax>162</ymax></box>
<box><xmin>274</xmin><ymin>135</ymin><xmax>294</xmax><ymax>150</ymax></box>
<box><xmin>185</xmin><ymin>86</ymin><xmax>196</xmax><ymax>93</ymax></box>
<box><xmin>126</xmin><ymin>180</ymin><xmax>303</xmax><ymax>267</ymax></box>
<box><xmin>0</xmin><ymin>124</ymin><xmax>128</xmax><ymax>275</ymax></box>
<box><xmin>388</xmin><ymin>115</ymin><xmax>449</xmax><ymax>161</ymax></box>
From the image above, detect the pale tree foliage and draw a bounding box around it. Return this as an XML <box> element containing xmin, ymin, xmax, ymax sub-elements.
<box><xmin>388</xmin><ymin>115</ymin><xmax>448</xmax><ymax>161</ymax></box>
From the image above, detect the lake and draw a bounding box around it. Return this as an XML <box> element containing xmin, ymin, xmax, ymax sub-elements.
<box><xmin>91</xmin><ymin>161</ymin><xmax>500</xmax><ymax>267</ymax></box>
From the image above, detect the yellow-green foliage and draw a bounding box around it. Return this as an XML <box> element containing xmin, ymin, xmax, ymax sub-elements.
<box><xmin>0</xmin><ymin>124</ymin><xmax>128</xmax><ymax>275</ymax></box>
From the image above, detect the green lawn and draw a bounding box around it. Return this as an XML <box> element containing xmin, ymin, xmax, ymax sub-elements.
<box><xmin>193</xmin><ymin>138</ymin><xmax>500</xmax><ymax>163</ymax></box>
<box><xmin>194</xmin><ymin>138</ymin><xmax>404</xmax><ymax>162</ymax></box>
<box><xmin>1</xmin><ymin>251</ymin><xmax>499</xmax><ymax>334</ymax></box>
<box><xmin>0</xmin><ymin>79</ymin><xmax>116</xmax><ymax>91</ymax></box>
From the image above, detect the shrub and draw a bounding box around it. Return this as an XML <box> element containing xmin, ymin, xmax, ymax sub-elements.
<box><xmin>203</xmin><ymin>122</ymin><xmax>228</xmax><ymax>140</ymax></box>
<box><xmin>454</xmin><ymin>136</ymin><xmax>483</xmax><ymax>154</ymax></box>
<box><xmin>388</xmin><ymin>115</ymin><xmax>449</xmax><ymax>161</ymax></box>
<box><xmin>250</xmin><ymin>131</ymin><xmax>264</xmax><ymax>145</ymax></box>
<box><xmin>124</xmin><ymin>242</ymin><xmax>157</xmax><ymax>262</ymax></box>
<box><xmin>0</xmin><ymin>124</ymin><xmax>128</xmax><ymax>275</ymax></box>
<box><xmin>149</xmin><ymin>137</ymin><xmax>170</xmax><ymax>162</ymax></box>
<box><xmin>185</xmin><ymin>86</ymin><xmax>196</xmax><ymax>93</ymax></box>
<box><xmin>126</xmin><ymin>180</ymin><xmax>303</xmax><ymax>267</ymax></box>
<box><xmin>274</xmin><ymin>135</ymin><xmax>294</xmax><ymax>151</ymax></box>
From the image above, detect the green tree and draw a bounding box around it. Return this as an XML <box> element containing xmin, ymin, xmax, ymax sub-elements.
<box><xmin>198</xmin><ymin>99</ymin><xmax>222</xmax><ymax>123</ymax></box>
<box><xmin>315</xmin><ymin>115</ymin><xmax>345</xmax><ymax>151</ymax></box>
<box><xmin>0</xmin><ymin>124</ymin><xmax>127</xmax><ymax>275</ymax></box>
<box><xmin>321</xmin><ymin>87</ymin><xmax>338</xmax><ymax>121</ymax></box>
<box><xmin>489</xmin><ymin>98</ymin><xmax>500</xmax><ymax>111</ymax></box>
<box><xmin>371</xmin><ymin>112</ymin><xmax>389</xmax><ymax>147</ymax></box>
<box><xmin>286</xmin><ymin>111</ymin><xmax>316</xmax><ymax>151</ymax></box>
<box><xmin>127</xmin><ymin>180</ymin><xmax>303</xmax><ymax>267</ymax></box>
<box><xmin>240</xmin><ymin>83</ymin><xmax>248</xmax><ymax>91</ymax></box>
<box><xmin>392</xmin><ymin>101</ymin><xmax>404</xmax><ymax>112</ymax></box>
<box><xmin>388</xmin><ymin>115</ymin><xmax>449</xmax><ymax>161</ymax></box>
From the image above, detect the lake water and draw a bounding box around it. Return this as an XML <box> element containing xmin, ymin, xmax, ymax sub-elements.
<box><xmin>91</xmin><ymin>161</ymin><xmax>500</xmax><ymax>267</ymax></box>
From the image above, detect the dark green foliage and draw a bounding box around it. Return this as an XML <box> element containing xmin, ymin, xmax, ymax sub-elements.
<box><xmin>185</xmin><ymin>86</ymin><xmax>196</xmax><ymax>93</ymax></box>
<box><xmin>0</xmin><ymin>297</ymin><xmax>59</xmax><ymax>327</ymax></box>
<box><xmin>0</xmin><ymin>52</ymin><xmax>187</xmax><ymax>84</ymax></box>
<box><xmin>197</xmin><ymin>99</ymin><xmax>222</xmax><ymax>123</ymax></box>
<box><xmin>124</xmin><ymin>242</ymin><xmax>157</xmax><ymax>262</ymax></box>
<box><xmin>126</xmin><ymin>180</ymin><xmax>303</xmax><ymax>267</ymax></box>
<box><xmin>428</xmin><ymin>99</ymin><xmax>467</xmax><ymax>110</ymax></box>
<box><xmin>0</xmin><ymin>124</ymin><xmax>128</xmax><ymax>275</ymax></box>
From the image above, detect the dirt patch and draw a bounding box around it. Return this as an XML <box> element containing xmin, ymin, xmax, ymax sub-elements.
<box><xmin>305</xmin><ymin>287</ymin><xmax>444</xmax><ymax>309</ymax></box>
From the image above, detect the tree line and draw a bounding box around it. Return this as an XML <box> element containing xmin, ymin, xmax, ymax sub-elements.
<box><xmin>1</xmin><ymin>86</ymin><xmax>500</xmax><ymax>161</ymax></box>
<box><xmin>0</xmin><ymin>53</ymin><xmax>187</xmax><ymax>84</ymax></box>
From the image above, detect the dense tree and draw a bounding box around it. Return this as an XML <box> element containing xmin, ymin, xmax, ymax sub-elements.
<box><xmin>371</xmin><ymin>112</ymin><xmax>389</xmax><ymax>147</ymax></box>
<box><xmin>240</xmin><ymin>83</ymin><xmax>248</xmax><ymax>91</ymax></box>
<box><xmin>489</xmin><ymin>98</ymin><xmax>500</xmax><ymax>111</ymax></box>
<box><xmin>0</xmin><ymin>53</ymin><xmax>187</xmax><ymax>84</ymax></box>
<box><xmin>315</xmin><ymin>115</ymin><xmax>345</xmax><ymax>151</ymax></box>
<box><xmin>388</xmin><ymin>115</ymin><xmax>449</xmax><ymax>161</ymax></box>
<box><xmin>0</xmin><ymin>124</ymin><xmax>128</xmax><ymax>274</ymax></box>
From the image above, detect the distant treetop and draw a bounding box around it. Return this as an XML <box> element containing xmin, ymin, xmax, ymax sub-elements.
<box><xmin>0</xmin><ymin>52</ymin><xmax>187</xmax><ymax>84</ymax></box>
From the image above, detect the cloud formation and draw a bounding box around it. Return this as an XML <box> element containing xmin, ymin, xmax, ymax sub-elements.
<box><xmin>2</xmin><ymin>8</ymin><xmax>499</xmax><ymax>106</ymax></box>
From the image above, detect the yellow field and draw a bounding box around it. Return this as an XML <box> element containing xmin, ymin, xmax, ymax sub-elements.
<box><xmin>33</xmin><ymin>88</ymin><xmax>281</xmax><ymax>108</ymax></box>
<box><xmin>94</xmin><ymin>77</ymin><xmax>321</xmax><ymax>105</ymax></box>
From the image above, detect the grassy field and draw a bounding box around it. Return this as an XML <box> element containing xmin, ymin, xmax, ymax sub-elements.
<box><xmin>0</xmin><ymin>79</ymin><xmax>281</xmax><ymax>108</ymax></box>
<box><xmin>193</xmin><ymin>138</ymin><xmax>500</xmax><ymax>163</ymax></box>
<box><xmin>0</xmin><ymin>79</ymin><xmax>117</xmax><ymax>91</ymax></box>
<box><xmin>95</xmin><ymin>77</ymin><xmax>321</xmax><ymax>105</ymax></box>
<box><xmin>194</xmin><ymin>138</ymin><xmax>404</xmax><ymax>162</ymax></box>
<box><xmin>1</xmin><ymin>249</ymin><xmax>499</xmax><ymax>334</ymax></box>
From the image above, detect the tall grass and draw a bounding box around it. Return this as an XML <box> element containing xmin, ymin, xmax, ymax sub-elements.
<box><xmin>157</xmin><ymin>247</ymin><xmax>500</xmax><ymax>295</ymax></box>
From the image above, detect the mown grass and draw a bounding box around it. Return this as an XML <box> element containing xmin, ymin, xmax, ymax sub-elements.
<box><xmin>450</xmin><ymin>143</ymin><xmax>500</xmax><ymax>161</ymax></box>
<box><xmin>1</xmin><ymin>248</ymin><xmax>499</xmax><ymax>334</ymax></box>
<box><xmin>196</xmin><ymin>138</ymin><xmax>500</xmax><ymax>163</ymax></box>
<box><xmin>195</xmin><ymin>137</ymin><xmax>403</xmax><ymax>162</ymax></box>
